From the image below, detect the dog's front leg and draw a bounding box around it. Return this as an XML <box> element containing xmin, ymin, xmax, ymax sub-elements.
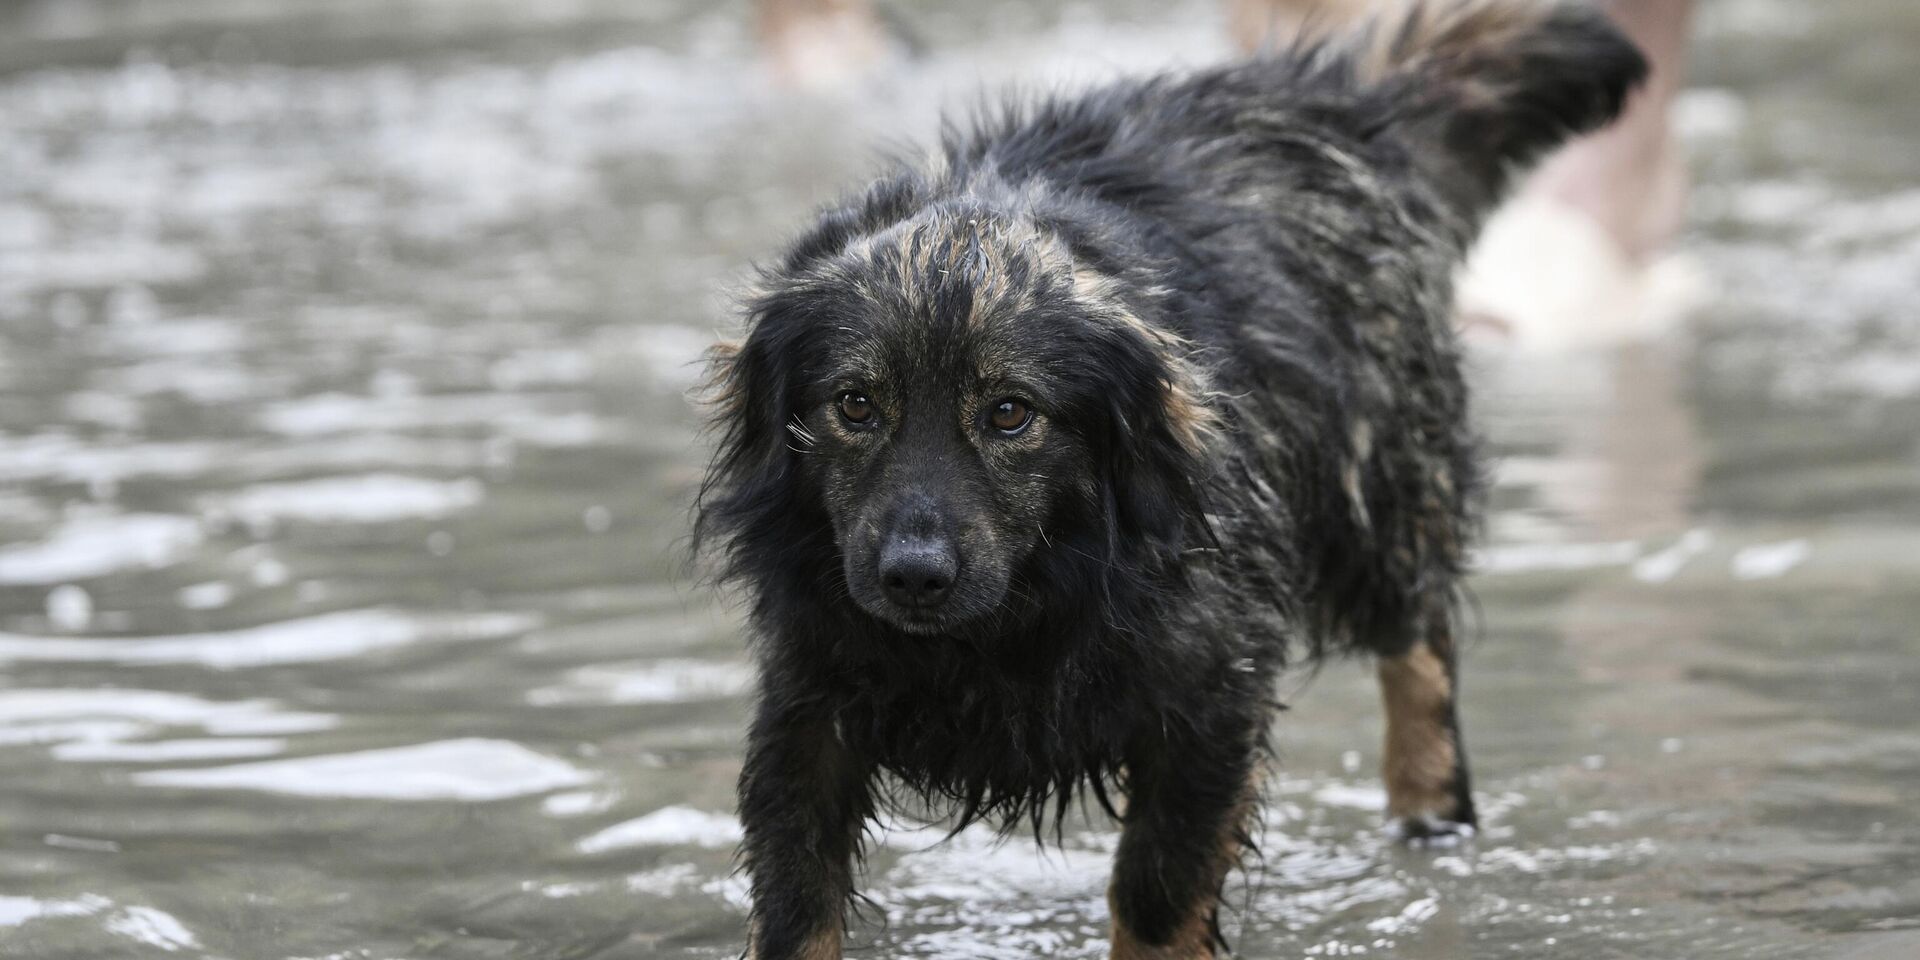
<box><xmin>738</xmin><ymin>694</ymin><xmax>871</xmax><ymax>960</ymax></box>
<box><xmin>1107</xmin><ymin>723</ymin><xmax>1260</xmax><ymax>960</ymax></box>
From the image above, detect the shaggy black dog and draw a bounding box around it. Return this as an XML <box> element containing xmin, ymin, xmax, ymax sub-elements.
<box><xmin>697</xmin><ymin>2</ymin><xmax>1645</xmax><ymax>956</ymax></box>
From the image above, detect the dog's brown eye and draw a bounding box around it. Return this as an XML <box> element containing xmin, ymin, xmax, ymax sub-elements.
<box><xmin>987</xmin><ymin>398</ymin><xmax>1032</xmax><ymax>435</ymax></box>
<box><xmin>837</xmin><ymin>392</ymin><xmax>875</xmax><ymax>426</ymax></box>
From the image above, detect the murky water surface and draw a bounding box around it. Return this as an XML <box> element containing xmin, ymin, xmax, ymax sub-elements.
<box><xmin>1</xmin><ymin>0</ymin><xmax>1916</xmax><ymax>957</ymax></box>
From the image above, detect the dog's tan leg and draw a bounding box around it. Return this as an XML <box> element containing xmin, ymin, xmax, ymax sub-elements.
<box><xmin>747</xmin><ymin>925</ymin><xmax>841</xmax><ymax>960</ymax></box>
<box><xmin>1108</xmin><ymin>805</ymin><xmax>1245</xmax><ymax>959</ymax></box>
<box><xmin>1377</xmin><ymin>606</ymin><xmax>1476</xmax><ymax>840</ymax></box>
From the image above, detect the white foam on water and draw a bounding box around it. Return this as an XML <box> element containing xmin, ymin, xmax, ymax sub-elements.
<box><xmin>0</xmin><ymin>609</ymin><xmax>539</xmax><ymax>669</ymax></box>
<box><xmin>1731</xmin><ymin>539</ymin><xmax>1810</xmax><ymax>581</ymax></box>
<box><xmin>101</xmin><ymin>314</ymin><xmax>246</xmax><ymax>356</ymax></box>
<box><xmin>0</xmin><ymin>240</ymin><xmax>207</xmax><ymax>293</ymax></box>
<box><xmin>102</xmin><ymin>904</ymin><xmax>200</xmax><ymax>952</ymax></box>
<box><xmin>43</xmin><ymin>834</ymin><xmax>121</xmax><ymax>853</ymax></box>
<box><xmin>45</xmin><ymin>584</ymin><xmax>94</xmax><ymax>631</ymax></box>
<box><xmin>880</xmin><ymin>826</ymin><xmax>1111</xmax><ymax>906</ymax></box>
<box><xmin>204</xmin><ymin>474</ymin><xmax>484</xmax><ymax>525</ymax></box>
<box><xmin>628</xmin><ymin>863</ymin><xmax>701</xmax><ymax>896</ymax></box>
<box><xmin>1365</xmin><ymin>896</ymin><xmax>1440</xmax><ymax>935</ymax></box>
<box><xmin>0</xmin><ymin>689</ymin><xmax>334</xmax><ymax>733</ymax></box>
<box><xmin>864</xmin><ymin>826</ymin><xmax>1120</xmax><ymax>958</ymax></box>
<box><xmin>0</xmin><ymin>719</ymin><xmax>146</xmax><ymax>747</ymax></box>
<box><xmin>1472</xmin><ymin>839</ymin><xmax>1660</xmax><ymax>875</ymax></box>
<box><xmin>542</xmin><ymin>789</ymin><xmax>615</xmax><ymax>818</ymax></box>
<box><xmin>1632</xmin><ymin>529</ymin><xmax>1714</xmax><ymax>584</ymax></box>
<box><xmin>176</xmin><ymin>580</ymin><xmax>234</xmax><ymax>610</ymax></box>
<box><xmin>256</xmin><ymin>391</ymin><xmax>582</xmax><ymax>437</ymax></box>
<box><xmin>0</xmin><ymin>688</ymin><xmax>334</xmax><ymax>765</ymax></box>
<box><xmin>0</xmin><ymin>893</ymin><xmax>198</xmax><ymax>953</ymax></box>
<box><xmin>0</xmin><ymin>433</ymin><xmax>221</xmax><ymax>486</ymax></box>
<box><xmin>0</xmin><ymin>894</ymin><xmax>110</xmax><ymax>927</ymax></box>
<box><xmin>53</xmin><ymin>737</ymin><xmax>287</xmax><ymax>763</ymax></box>
<box><xmin>134</xmin><ymin>738</ymin><xmax>594</xmax><ymax>801</ymax></box>
<box><xmin>577</xmin><ymin>806</ymin><xmax>744</xmax><ymax>853</ymax></box>
<box><xmin>236</xmin><ymin>434</ymin><xmax>490</xmax><ymax>477</ymax></box>
<box><xmin>1472</xmin><ymin>540</ymin><xmax>1641</xmax><ymax>575</ymax></box>
<box><xmin>527</xmin><ymin>659</ymin><xmax>753</xmax><ymax>706</ymax></box>
<box><xmin>1312</xmin><ymin>783</ymin><xmax>1390</xmax><ymax>812</ymax></box>
<box><xmin>533</xmin><ymin>881</ymin><xmax>598</xmax><ymax>900</ymax></box>
<box><xmin>0</xmin><ymin>513</ymin><xmax>203</xmax><ymax>585</ymax></box>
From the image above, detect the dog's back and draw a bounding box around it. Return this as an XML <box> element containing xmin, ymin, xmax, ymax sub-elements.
<box><xmin>932</xmin><ymin>0</ymin><xmax>1646</xmax><ymax>656</ymax></box>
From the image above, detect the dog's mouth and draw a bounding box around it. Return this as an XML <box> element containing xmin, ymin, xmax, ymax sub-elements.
<box><xmin>865</xmin><ymin>601</ymin><xmax>959</xmax><ymax>636</ymax></box>
<box><xmin>889</xmin><ymin>612</ymin><xmax>950</xmax><ymax>636</ymax></box>
<box><xmin>855</xmin><ymin>589</ymin><xmax>999</xmax><ymax>637</ymax></box>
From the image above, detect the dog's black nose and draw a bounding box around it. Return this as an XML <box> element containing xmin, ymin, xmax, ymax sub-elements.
<box><xmin>878</xmin><ymin>538</ymin><xmax>956</xmax><ymax>608</ymax></box>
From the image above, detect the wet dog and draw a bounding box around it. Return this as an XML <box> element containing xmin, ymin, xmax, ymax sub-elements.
<box><xmin>697</xmin><ymin>2</ymin><xmax>1645</xmax><ymax>956</ymax></box>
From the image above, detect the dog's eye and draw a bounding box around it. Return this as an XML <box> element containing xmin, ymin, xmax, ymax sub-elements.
<box><xmin>837</xmin><ymin>392</ymin><xmax>875</xmax><ymax>426</ymax></box>
<box><xmin>987</xmin><ymin>398</ymin><xmax>1033</xmax><ymax>435</ymax></box>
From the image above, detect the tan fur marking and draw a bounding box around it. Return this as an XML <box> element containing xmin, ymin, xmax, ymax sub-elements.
<box><xmin>1350</xmin><ymin>0</ymin><xmax>1554</xmax><ymax>87</ymax></box>
<box><xmin>797</xmin><ymin>928</ymin><xmax>842</xmax><ymax>960</ymax></box>
<box><xmin>819</xmin><ymin>208</ymin><xmax>1224</xmax><ymax>459</ymax></box>
<box><xmin>1378</xmin><ymin>639</ymin><xmax>1457</xmax><ymax>819</ymax></box>
<box><xmin>1228</xmin><ymin>0</ymin><xmax>1375</xmax><ymax>52</ymax></box>
<box><xmin>875</xmin><ymin>212</ymin><xmax>1041</xmax><ymax>327</ymax></box>
<box><xmin>1343</xmin><ymin>419</ymin><xmax>1375</xmax><ymax>529</ymax></box>
<box><xmin>1069</xmin><ymin>266</ymin><xmax>1221</xmax><ymax>458</ymax></box>
<box><xmin>701</xmin><ymin>339</ymin><xmax>746</xmax><ymax>420</ymax></box>
<box><xmin>747</xmin><ymin>924</ymin><xmax>842</xmax><ymax>960</ymax></box>
<box><xmin>1160</xmin><ymin>376</ymin><xmax>1221</xmax><ymax>459</ymax></box>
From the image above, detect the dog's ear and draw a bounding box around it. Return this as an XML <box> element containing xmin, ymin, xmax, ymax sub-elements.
<box><xmin>694</xmin><ymin>300</ymin><xmax>805</xmax><ymax>579</ymax></box>
<box><xmin>1347</xmin><ymin>0</ymin><xmax>1649</xmax><ymax>220</ymax></box>
<box><xmin>1101</xmin><ymin>380</ymin><xmax>1214</xmax><ymax>566</ymax></box>
<box><xmin>1068</xmin><ymin>282</ymin><xmax>1218</xmax><ymax>570</ymax></box>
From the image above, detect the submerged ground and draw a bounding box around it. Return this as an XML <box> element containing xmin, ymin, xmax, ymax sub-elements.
<box><xmin>0</xmin><ymin>0</ymin><xmax>1916</xmax><ymax>957</ymax></box>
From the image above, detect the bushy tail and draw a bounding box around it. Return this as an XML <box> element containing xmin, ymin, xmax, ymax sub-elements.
<box><xmin>1342</xmin><ymin>0</ymin><xmax>1649</xmax><ymax>221</ymax></box>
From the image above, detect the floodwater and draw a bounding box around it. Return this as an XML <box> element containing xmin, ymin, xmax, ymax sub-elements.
<box><xmin>0</xmin><ymin>0</ymin><xmax>1916</xmax><ymax>957</ymax></box>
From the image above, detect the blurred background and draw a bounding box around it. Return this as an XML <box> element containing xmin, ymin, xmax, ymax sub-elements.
<box><xmin>0</xmin><ymin>0</ymin><xmax>1916</xmax><ymax>957</ymax></box>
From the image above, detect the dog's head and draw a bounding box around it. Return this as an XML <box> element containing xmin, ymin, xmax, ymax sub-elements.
<box><xmin>700</xmin><ymin>194</ymin><xmax>1214</xmax><ymax>638</ymax></box>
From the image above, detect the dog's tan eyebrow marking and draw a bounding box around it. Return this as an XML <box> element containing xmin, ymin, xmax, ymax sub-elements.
<box><xmin>1067</xmin><ymin>264</ymin><xmax>1222</xmax><ymax>458</ymax></box>
<box><xmin>837</xmin><ymin>204</ymin><xmax>1224</xmax><ymax>461</ymax></box>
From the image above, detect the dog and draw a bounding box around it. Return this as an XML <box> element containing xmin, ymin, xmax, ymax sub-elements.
<box><xmin>697</xmin><ymin>2</ymin><xmax>1646</xmax><ymax>956</ymax></box>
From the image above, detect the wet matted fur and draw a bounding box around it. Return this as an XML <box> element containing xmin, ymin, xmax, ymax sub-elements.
<box><xmin>696</xmin><ymin>2</ymin><xmax>1646</xmax><ymax>956</ymax></box>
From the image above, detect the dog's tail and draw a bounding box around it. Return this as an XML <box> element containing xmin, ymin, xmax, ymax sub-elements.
<box><xmin>1334</xmin><ymin>0</ymin><xmax>1648</xmax><ymax>223</ymax></box>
